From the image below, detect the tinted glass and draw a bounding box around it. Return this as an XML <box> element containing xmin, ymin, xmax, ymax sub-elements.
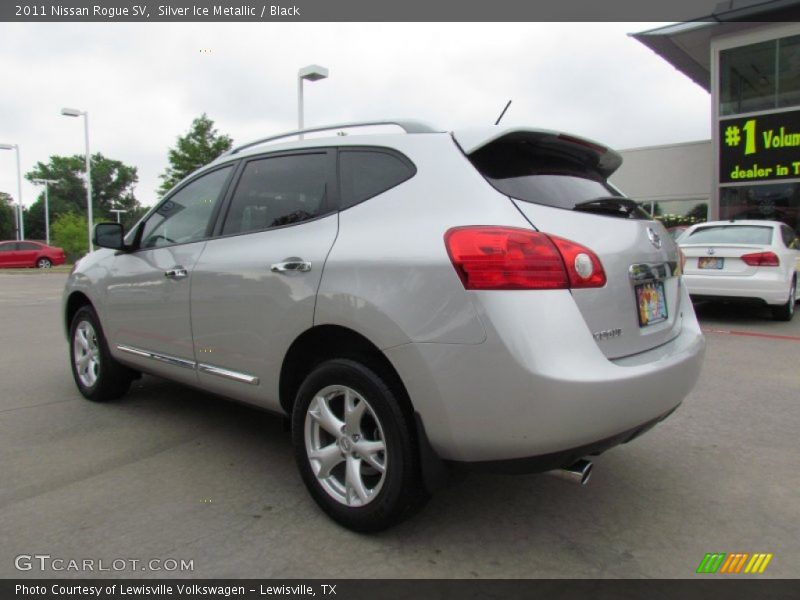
<box><xmin>471</xmin><ymin>140</ymin><xmax>620</xmax><ymax>210</ymax></box>
<box><xmin>685</xmin><ymin>225</ymin><xmax>774</xmax><ymax>245</ymax></box>
<box><xmin>141</xmin><ymin>166</ymin><xmax>232</xmax><ymax>249</ymax></box>
<box><xmin>719</xmin><ymin>34</ymin><xmax>800</xmax><ymax>116</ymax></box>
<box><xmin>339</xmin><ymin>150</ymin><xmax>414</xmax><ymax>208</ymax></box>
<box><xmin>778</xmin><ymin>35</ymin><xmax>800</xmax><ymax>108</ymax></box>
<box><xmin>0</xmin><ymin>243</ymin><xmax>13</xmax><ymax>253</ymax></box>
<box><xmin>720</xmin><ymin>183</ymin><xmax>800</xmax><ymax>232</ymax></box>
<box><xmin>720</xmin><ymin>40</ymin><xmax>776</xmax><ymax>116</ymax></box>
<box><xmin>222</xmin><ymin>154</ymin><xmax>327</xmax><ymax>235</ymax></box>
<box><xmin>781</xmin><ymin>225</ymin><xmax>797</xmax><ymax>248</ymax></box>
<box><xmin>17</xmin><ymin>242</ymin><xmax>39</xmax><ymax>250</ymax></box>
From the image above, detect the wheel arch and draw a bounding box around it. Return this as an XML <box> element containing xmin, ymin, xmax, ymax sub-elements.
<box><xmin>65</xmin><ymin>291</ymin><xmax>94</xmax><ymax>336</ymax></box>
<box><xmin>279</xmin><ymin>324</ymin><xmax>410</xmax><ymax>417</ymax></box>
<box><xmin>279</xmin><ymin>323</ymin><xmax>448</xmax><ymax>493</ymax></box>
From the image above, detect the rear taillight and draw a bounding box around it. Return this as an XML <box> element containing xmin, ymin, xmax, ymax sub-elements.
<box><xmin>678</xmin><ymin>248</ymin><xmax>686</xmax><ymax>275</ymax></box>
<box><xmin>548</xmin><ymin>235</ymin><xmax>607</xmax><ymax>288</ymax></box>
<box><xmin>741</xmin><ymin>251</ymin><xmax>779</xmax><ymax>267</ymax></box>
<box><xmin>444</xmin><ymin>226</ymin><xmax>606</xmax><ymax>290</ymax></box>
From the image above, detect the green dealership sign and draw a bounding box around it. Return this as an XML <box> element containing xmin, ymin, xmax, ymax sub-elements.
<box><xmin>720</xmin><ymin>109</ymin><xmax>800</xmax><ymax>184</ymax></box>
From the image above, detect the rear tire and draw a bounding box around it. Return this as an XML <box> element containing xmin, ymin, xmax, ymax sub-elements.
<box><xmin>772</xmin><ymin>279</ymin><xmax>796</xmax><ymax>322</ymax></box>
<box><xmin>291</xmin><ymin>358</ymin><xmax>428</xmax><ymax>532</ymax></box>
<box><xmin>36</xmin><ymin>257</ymin><xmax>52</xmax><ymax>269</ymax></box>
<box><xmin>69</xmin><ymin>306</ymin><xmax>134</xmax><ymax>401</ymax></box>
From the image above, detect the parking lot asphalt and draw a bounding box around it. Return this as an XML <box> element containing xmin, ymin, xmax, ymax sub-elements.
<box><xmin>1</xmin><ymin>272</ymin><xmax>798</xmax><ymax>579</ymax></box>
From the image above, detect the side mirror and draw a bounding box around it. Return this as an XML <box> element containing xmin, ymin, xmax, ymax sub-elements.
<box><xmin>93</xmin><ymin>222</ymin><xmax>125</xmax><ymax>250</ymax></box>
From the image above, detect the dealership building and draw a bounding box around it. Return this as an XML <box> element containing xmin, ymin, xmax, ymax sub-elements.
<box><xmin>611</xmin><ymin>0</ymin><xmax>800</xmax><ymax>232</ymax></box>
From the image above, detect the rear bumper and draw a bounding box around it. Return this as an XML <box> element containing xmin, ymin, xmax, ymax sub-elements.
<box><xmin>684</xmin><ymin>271</ymin><xmax>790</xmax><ymax>305</ymax></box>
<box><xmin>450</xmin><ymin>407</ymin><xmax>678</xmax><ymax>474</ymax></box>
<box><xmin>385</xmin><ymin>284</ymin><xmax>705</xmax><ymax>463</ymax></box>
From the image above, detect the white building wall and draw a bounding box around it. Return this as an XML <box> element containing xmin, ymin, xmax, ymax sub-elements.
<box><xmin>612</xmin><ymin>140</ymin><xmax>712</xmax><ymax>203</ymax></box>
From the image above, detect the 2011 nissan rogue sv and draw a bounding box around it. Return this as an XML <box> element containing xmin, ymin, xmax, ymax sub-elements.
<box><xmin>63</xmin><ymin>120</ymin><xmax>705</xmax><ymax>531</ymax></box>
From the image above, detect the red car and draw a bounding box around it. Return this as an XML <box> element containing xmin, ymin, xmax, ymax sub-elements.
<box><xmin>0</xmin><ymin>240</ymin><xmax>66</xmax><ymax>268</ymax></box>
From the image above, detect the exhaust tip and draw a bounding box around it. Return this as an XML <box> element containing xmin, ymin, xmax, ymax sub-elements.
<box><xmin>577</xmin><ymin>460</ymin><xmax>593</xmax><ymax>485</ymax></box>
<box><xmin>548</xmin><ymin>458</ymin><xmax>593</xmax><ymax>486</ymax></box>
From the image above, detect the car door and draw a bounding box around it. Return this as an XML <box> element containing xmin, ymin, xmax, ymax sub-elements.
<box><xmin>0</xmin><ymin>242</ymin><xmax>15</xmax><ymax>267</ymax></box>
<box><xmin>104</xmin><ymin>164</ymin><xmax>235</xmax><ymax>386</ymax></box>
<box><xmin>190</xmin><ymin>150</ymin><xmax>338</xmax><ymax>409</ymax></box>
<box><xmin>16</xmin><ymin>241</ymin><xmax>40</xmax><ymax>267</ymax></box>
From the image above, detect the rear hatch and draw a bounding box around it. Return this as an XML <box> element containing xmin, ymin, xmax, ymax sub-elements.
<box><xmin>680</xmin><ymin>224</ymin><xmax>776</xmax><ymax>278</ymax></box>
<box><xmin>453</xmin><ymin>128</ymin><xmax>682</xmax><ymax>360</ymax></box>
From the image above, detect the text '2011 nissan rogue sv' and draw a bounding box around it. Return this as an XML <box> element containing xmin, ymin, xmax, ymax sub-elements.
<box><xmin>64</xmin><ymin>120</ymin><xmax>705</xmax><ymax>531</ymax></box>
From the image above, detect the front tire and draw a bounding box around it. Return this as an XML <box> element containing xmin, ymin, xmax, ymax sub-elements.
<box><xmin>291</xmin><ymin>359</ymin><xmax>427</xmax><ymax>532</ymax></box>
<box><xmin>69</xmin><ymin>306</ymin><xmax>134</xmax><ymax>401</ymax></box>
<box><xmin>772</xmin><ymin>279</ymin><xmax>796</xmax><ymax>322</ymax></box>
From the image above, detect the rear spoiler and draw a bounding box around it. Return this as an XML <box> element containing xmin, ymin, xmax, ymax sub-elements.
<box><xmin>452</xmin><ymin>127</ymin><xmax>623</xmax><ymax>179</ymax></box>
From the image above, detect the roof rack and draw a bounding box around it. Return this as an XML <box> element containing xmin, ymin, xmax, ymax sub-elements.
<box><xmin>223</xmin><ymin>119</ymin><xmax>441</xmax><ymax>156</ymax></box>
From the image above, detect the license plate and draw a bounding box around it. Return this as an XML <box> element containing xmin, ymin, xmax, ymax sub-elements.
<box><xmin>636</xmin><ymin>281</ymin><xmax>668</xmax><ymax>327</ymax></box>
<box><xmin>698</xmin><ymin>257</ymin><xmax>724</xmax><ymax>269</ymax></box>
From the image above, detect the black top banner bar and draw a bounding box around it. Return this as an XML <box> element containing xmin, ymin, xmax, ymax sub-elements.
<box><xmin>0</xmin><ymin>0</ymin><xmax>778</xmax><ymax>23</ymax></box>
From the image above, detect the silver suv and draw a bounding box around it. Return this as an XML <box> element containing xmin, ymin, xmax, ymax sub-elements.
<box><xmin>64</xmin><ymin>120</ymin><xmax>705</xmax><ymax>531</ymax></box>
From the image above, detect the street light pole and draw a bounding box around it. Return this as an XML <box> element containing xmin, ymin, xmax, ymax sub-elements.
<box><xmin>32</xmin><ymin>178</ymin><xmax>58</xmax><ymax>245</ymax></box>
<box><xmin>0</xmin><ymin>143</ymin><xmax>24</xmax><ymax>240</ymax></box>
<box><xmin>297</xmin><ymin>65</ymin><xmax>329</xmax><ymax>140</ymax></box>
<box><xmin>61</xmin><ymin>107</ymin><xmax>93</xmax><ymax>251</ymax></box>
<box><xmin>297</xmin><ymin>75</ymin><xmax>304</xmax><ymax>133</ymax></box>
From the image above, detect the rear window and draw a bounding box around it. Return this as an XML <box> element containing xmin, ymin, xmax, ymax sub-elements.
<box><xmin>469</xmin><ymin>139</ymin><xmax>622</xmax><ymax>210</ymax></box>
<box><xmin>684</xmin><ymin>225</ymin><xmax>774</xmax><ymax>245</ymax></box>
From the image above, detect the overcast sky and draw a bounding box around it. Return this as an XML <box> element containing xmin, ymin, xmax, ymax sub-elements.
<box><xmin>0</xmin><ymin>22</ymin><xmax>711</xmax><ymax>212</ymax></box>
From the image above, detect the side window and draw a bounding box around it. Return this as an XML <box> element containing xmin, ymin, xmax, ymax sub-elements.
<box><xmin>221</xmin><ymin>153</ymin><xmax>327</xmax><ymax>236</ymax></box>
<box><xmin>18</xmin><ymin>242</ymin><xmax>39</xmax><ymax>251</ymax></box>
<box><xmin>0</xmin><ymin>243</ymin><xmax>14</xmax><ymax>252</ymax></box>
<box><xmin>141</xmin><ymin>166</ymin><xmax>232</xmax><ymax>249</ymax></box>
<box><xmin>339</xmin><ymin>150</ymin><xmax>415</xmax><ymax>209</ymax></box>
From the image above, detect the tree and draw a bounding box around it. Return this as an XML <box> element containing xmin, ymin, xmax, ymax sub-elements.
<box><xmin>158</xmin><ymin>113</ymin><xmax>233</xmax><ymax>197</ymax></box>
<box><xmin>25</xmin><ymin>153</ymin><xmax>140</xmax><ymax>238</ymax></box>
<box><xmin>686</xmin><ymin>202</ymin><xmax>709</xmax><ymax>224</ymax></box>
<box><xmin>51</xmin><ymin>212</ymin><xmax>89</xmax><ymax>261</ymax></box>
<box><xmin>0</xmin><ymin>192</ymin><xmax>17</xmax><ymax>239</ymax></box>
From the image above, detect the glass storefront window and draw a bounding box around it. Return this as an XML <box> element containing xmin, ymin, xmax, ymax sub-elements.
<box><xmin>720</xmin><ymin>34</ymin><xmax>800</xmax><ymax>116</ymax></box>
<box><xmin>720</xmin><ymin>40</ymin><xmax>777</xmax><ymax>116</ymax></box>
<box><xmin>720</xmin><ymin>183</ymin><xmax>800</xmax><ymax>233</ymax></box>
<box><xmin>778</xmin><ymin>36</ymin><xmax>800</xmax><ymax>108</ymax></box>
<box><xmin>646</xmin><ymin>199</ymin><xmax>708</xmax><ymax>230</ymax></box>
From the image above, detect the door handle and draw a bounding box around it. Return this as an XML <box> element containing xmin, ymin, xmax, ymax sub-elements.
<box><xmin>164</xmin><ymin>266</ymin><xmax>188</xmax><ymax>279</ymax></box>
<box><xmin>270</xmin><ymin>259</ymin><xmax>312</xmax><ymax>273</ymax></box>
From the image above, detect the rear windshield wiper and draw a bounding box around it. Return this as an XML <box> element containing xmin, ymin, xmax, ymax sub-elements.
<box><xmin>573</xmin><ymin>196</ymin><xmax>650</xmax><ymax>219</ymax></box>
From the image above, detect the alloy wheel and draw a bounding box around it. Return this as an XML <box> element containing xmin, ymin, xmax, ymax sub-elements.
<box><xmin>304</xmin><ymin>384</ymin><xmax>387</xmax><ymax>507</ymax></box>
<box><xmin>73</xmin><ymin>320</ymin><xmax>101</xmax><ymax>388</ymax></box>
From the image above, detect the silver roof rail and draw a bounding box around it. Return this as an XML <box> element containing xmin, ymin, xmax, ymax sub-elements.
<box><xmin>222</xmin><ymin>119</ymin><xmax>442</xmax><ymax>156</ymax></box>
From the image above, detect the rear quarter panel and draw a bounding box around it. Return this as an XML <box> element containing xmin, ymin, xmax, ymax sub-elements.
<box><xmin>314</xmin><ymin>134</ymin><xmax>533</xmax><ymax>348</ymax></box>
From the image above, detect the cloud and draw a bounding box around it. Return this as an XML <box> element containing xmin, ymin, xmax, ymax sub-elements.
<box><xmin>0</xmin><ymin>22</ymin><xmax>709</xmax><ymax>213</ymax></box>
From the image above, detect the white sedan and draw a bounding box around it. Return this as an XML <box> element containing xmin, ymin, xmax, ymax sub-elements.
<box><xmin>680</xmin><ymin>220</ymin><xmax>800</xmax><ymax>321</ymax></box>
